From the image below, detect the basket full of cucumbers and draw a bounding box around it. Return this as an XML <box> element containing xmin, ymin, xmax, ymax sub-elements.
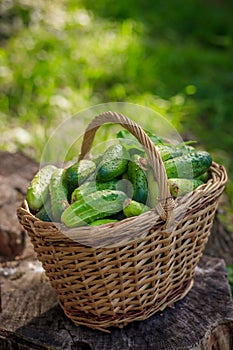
<box><xmin>17</xmin><ymin>111</ymin><xmax>227</xmax><ymax>332</ymax></box>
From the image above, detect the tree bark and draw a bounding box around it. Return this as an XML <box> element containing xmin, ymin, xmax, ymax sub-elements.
<box><xmin>0</xmin><ymin>253</ymin><xmax>232</xmax><ymax>350</ymax></box>
<box><xmin>0</xmin><ymin>151</ymin><xmax>38</xmax><ymax>261</ymax></box>
<box><xmin>204</xmin><ymin>215</ymin><xmax>233</xmax><ymax>266</ymax></box>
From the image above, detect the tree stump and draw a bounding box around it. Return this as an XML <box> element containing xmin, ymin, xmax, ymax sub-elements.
<box><xmin>0</xmin><ymin>151</ymin><xmax>38</xmax><ymax>261</ymax></box>
<box><xmin>205</xmin><ymin>216</ymin><xmax>233</xmax><ymax>266</ymax></box>
<box><xmin>0</xmin><ymin>252</ymin><xmax>232</xmax><ymax>350</ymax></box>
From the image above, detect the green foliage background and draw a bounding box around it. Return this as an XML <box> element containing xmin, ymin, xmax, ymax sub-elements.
<box><xmin>0</xmin><ymin>0</ymin><xmax>233</xmax><ymax>227</ymax></box>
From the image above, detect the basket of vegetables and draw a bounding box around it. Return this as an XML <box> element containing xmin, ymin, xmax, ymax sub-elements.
<box><xmin>17</xmin><ymin>111</ymin><xmax>227</xmax><ymax>332</ymax></box>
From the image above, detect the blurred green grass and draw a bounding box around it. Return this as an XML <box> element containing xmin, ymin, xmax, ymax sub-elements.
<box><xmin>0</xmin><ymin>0</ymin><xmax>233</xmax><ymax>223</ymax></box>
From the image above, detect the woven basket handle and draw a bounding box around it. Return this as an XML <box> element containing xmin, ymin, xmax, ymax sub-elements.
<box><xmin>78</xmin><ymin>111</ymin><xmax>174</xmax><ymax>220</ymax></box>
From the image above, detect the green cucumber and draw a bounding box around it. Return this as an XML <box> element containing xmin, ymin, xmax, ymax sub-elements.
<box><xmin>147</xmin><ymin>168</ymin><xmax>159</xmax><ymax>208</ymax></box>
<box><xmin>50</xmin><ymin>168</ymin><xmax>69</xmax><ymax>222</ymax></box>
<box><xmin>62</xmin><ymin>159</ymin><xmax>96</xmax><ymax>196</ymax></box>
<box><xmin>156</xmin><ymin>145</ymin><xmax>183</xmax><ymax>162</ymax></box>
<box><xmin>164</xmin><ymin>151</ymin><xmax>212</xmax><ymax>179</ymax></box>
<box><xmin>35</xmin><ymin>204</ymin><xmax>52</xmax><ymax>222</ymax></box>
<box><xmin>61</xmin><ymin>190</ymin><xmax>128</xmax><ymax>227</ymax></box>
<box><xmin>117</xmin><ymin>130</ymin><xmax>138</xmax><ymax>142</ymax></box>
<box><xmin>96</xmin><ymin>144</ymin><xmax>129</xmax><ymax>182</ymax></box>
<box><xmin>117</xmin><ymin>130</ymin><xmax>145</xmax><ymax>156</ymax></box>
<box><xmin>71</xmin><ymin>179</ymin><xmax>127</xmax><ymax>203</ymax></box>
<box><xmin>156</xmin><ymin>144</ymin><xmax>196</xmax><ymax>162</ymax></box>
<box><xmin>168</xmin><ymin>178</ymin><xmax>204</xmax><ymax>197</ymax></box>
<box><xmin>35</xmin><ymin>192</ymin><xmax>53</xmax><ymax>222</ymax></box>
<box><xmin>90</xmin><ymin>219</ymin><xmax>118</xmax><ymax>226</ymax></box>
<box><xmin>117</xmin><ymin>129</ymin><xmax>165</xmax><ymax>145</ymax></box>
<box><xmin>146</xmin><ymin>131</ymin><xmax>165</xmax><ymax>145</ymax></box>
<box><xmin>92</xmin><ymin>154</ymin><xmax>103</xmax><ymax>166</ymax></box>
<box><xmin>179</xmin><ymin>144</ymin><xmax>195</xmax><ymax>152</ymax></box>
<box><xmin>109</xmin><ymin>211</ymin><xmax>126</xmax><ymax>221</ymax></box>
<box><xmin>26</xmin><ymin>165</ymin><xmax>57</xmax><ymax>211</ymax></box>
<box><xmin>123</xmin><ymin>199</ymin><xmax>150</xmax><ymax>218</ymax></box>
<box><xmin>196</xmin><ymin>171</ymin><xmax>210</xmax><ymax>183</ymax></box>
<box><xmin>127</xmin><ymin>154</ymin><xmax>148</xmax><ymax>204</ymax></box>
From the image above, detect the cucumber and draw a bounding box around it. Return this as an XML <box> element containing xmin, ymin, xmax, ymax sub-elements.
<box><xmin>117</xmin><ymin>130</ymin><xmax>145</xmax><ymax>156</ymax></box>
<box><xmin>50</xmin><ymin>168</ymin><xmax>69</xmax><ymax>222</ymax></box>
<box><xmin>35</xmin><ymin>192</ymin><xmax>53</xmax><ymax>222</ymax></box>
<box><xmin>156</xmin><ymin>144</ymin><xmax>197</xmax><ymax>162</ymax></box>
<box><xmin>62</xmin><ymin>159</ymin><xmax>96</xmax><ymax>197</ymax></box>
<box><xmin>146</xmin><ymin>131</ymin><xmax>165</xmax><ymax>145</ymax></box>
<box><xmin>71</xmin><ymin>179</ymin><xmax>127</xmax><ymax>203</ymax></box>
<box><xmin>156</xmin><ymin>145</ymin><xmax>183</xmax><ymax>162</ymax></box>
<box><xmin>168</xmin><ymin>178</ymin><xmax>204</xmax><ymax>197</ymax></box>
<box><xmin>179</xmin><ymin>144</ymin><xmax>195</xmax><ymax>152</ymax></box>
<box><xmin>109</xmin><ymin>211</ymin><xmax>126</xmax><ymax>221</ymax></box>
<box><xmin>90</xmin><ymin>219</ymin><xmax>118</xmax><ymax>226</ymax></box>
<box><xmin>123</xmin><ymin>199</ymin><xmax>150</xmax><ymax>218</ymax></box>
<box><xmin>96</xmin><ymin>144</ymin><xmax>129</xmax><ymax>182</ymax></box>
<box><xmin>61</xmin><ymin>190</ymin><xmax>128</xmax><ymax>227</ymax></box>
<box><xmin>35</xmin><ymin>204</ymin><xmax>52</xmax><ymax>222</ymax></box>
<box><xmin>147</xmin><ymin>168</ymin><xmax>159</xmax><ymax>208</ymax></box>
<box><xmin>92</xmin><ymin>154</ymin><xmax>103</xmax><ymax>166</ymax></box>
<box><xmin>117</xmin><ymin>129</ymin><xmax>138</xmax><ymax>142</ymax></box>
<box><xmin>196</xmin><ymin>171</ymin><xmax>210</xmax><ymax>183</ymax></box>
<box><xmin>164</xmin><ymin>151</ymin><xmax>212</xmax><ymax>179</ymax></box>
<box><xmin>26</xmin><ymin>165</ymin><xmax>57</xmax><ymax>211</ymax></box>
<box><xmin>127</xmin><ymin>154</ymin><xmax>148</xmax><ymax>204</ymax></box>
<box><xmin>117</xmin><ymin>129</ymin><xmax>165</xmax><ymax>145</ymax></box>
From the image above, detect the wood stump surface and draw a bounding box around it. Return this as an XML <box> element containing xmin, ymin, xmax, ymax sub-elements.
<box><xmin>0</xmin><ymin>151</ymin><xmax>37</xmax><ymax>260</ymax></box>
<box><xmin>0</xmin><ymin>253</ymin><xmax>232</xmax><ymax>350</ymax></box>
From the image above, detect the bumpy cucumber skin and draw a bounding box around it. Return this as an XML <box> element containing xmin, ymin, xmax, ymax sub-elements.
<box><xmin>71</xmin><ymin>179</ymin><xmax>127</xmax><ymax>203</ymax></box>
<box><xmin>156</xmin><ymin>145</ymin><xmax>183</xmax><ymax>162</ymax></box>
<box><xmin>127</xmin><ymin>154</ymin><xmax>148</xmax><ymax>204</ymax></box>
<box><xmin>156</xmin><ymin>144</ymin><xmax>196</xmax><ymax>162</ymax></box>
<box><xmin>96</xmin><ymin>144</ymin><xmax>129</xmax><ymax>182</ymax></box>
<box><xmin>123</xmin><ymin>199</ymin><xmax>150</xmax><ymax>218</ymax></box>
<box><xmin>164</xmin><ymin>151</ymin><xmax>212</xmax><ymax>179</ymax></box>
<box><xmin>168</xmin><ymin>178</ymin><xmax>204</xmax><ymax>197</ymax></box>
<box><xmin>26</xmin><ymin>165</ymin><xmax>57</xmax><ymax>211</ymax></box>
<box><xmin>50</xmin><ymin>168</ymin><xmax>69</xmax><ymax>222</ymax></box>
<box><xmin>147</xmin><ymin>168</ymin><xmax>159</xmax><ymax>208</ymax></box>
<box><xmin>62</xmin><ymin>159</ymin><xmax>96</xmax><ymax>196</ymax></box>
<box><xmin>61</xmin><ymin>190</ymin><xmax>128</xmax><ymax>227</ymax></box>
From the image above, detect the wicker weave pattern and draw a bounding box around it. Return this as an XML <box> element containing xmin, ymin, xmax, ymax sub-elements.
<box><xmin>17</xmin><ymin>112</ymin><xmax>227</xmax><ymax>332</ymax></box>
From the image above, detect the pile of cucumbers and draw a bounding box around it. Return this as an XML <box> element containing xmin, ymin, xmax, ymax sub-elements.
<box><xmin>26</xmin><ymin>130</ymin><xmax>212</xmax><ymax>227</ymax></box>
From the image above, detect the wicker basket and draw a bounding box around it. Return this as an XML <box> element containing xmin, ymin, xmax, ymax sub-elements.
<box><xmin>17</xmin><ymin>111</ymin><xmax>227</xmax><ymax>332</ymax></box>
